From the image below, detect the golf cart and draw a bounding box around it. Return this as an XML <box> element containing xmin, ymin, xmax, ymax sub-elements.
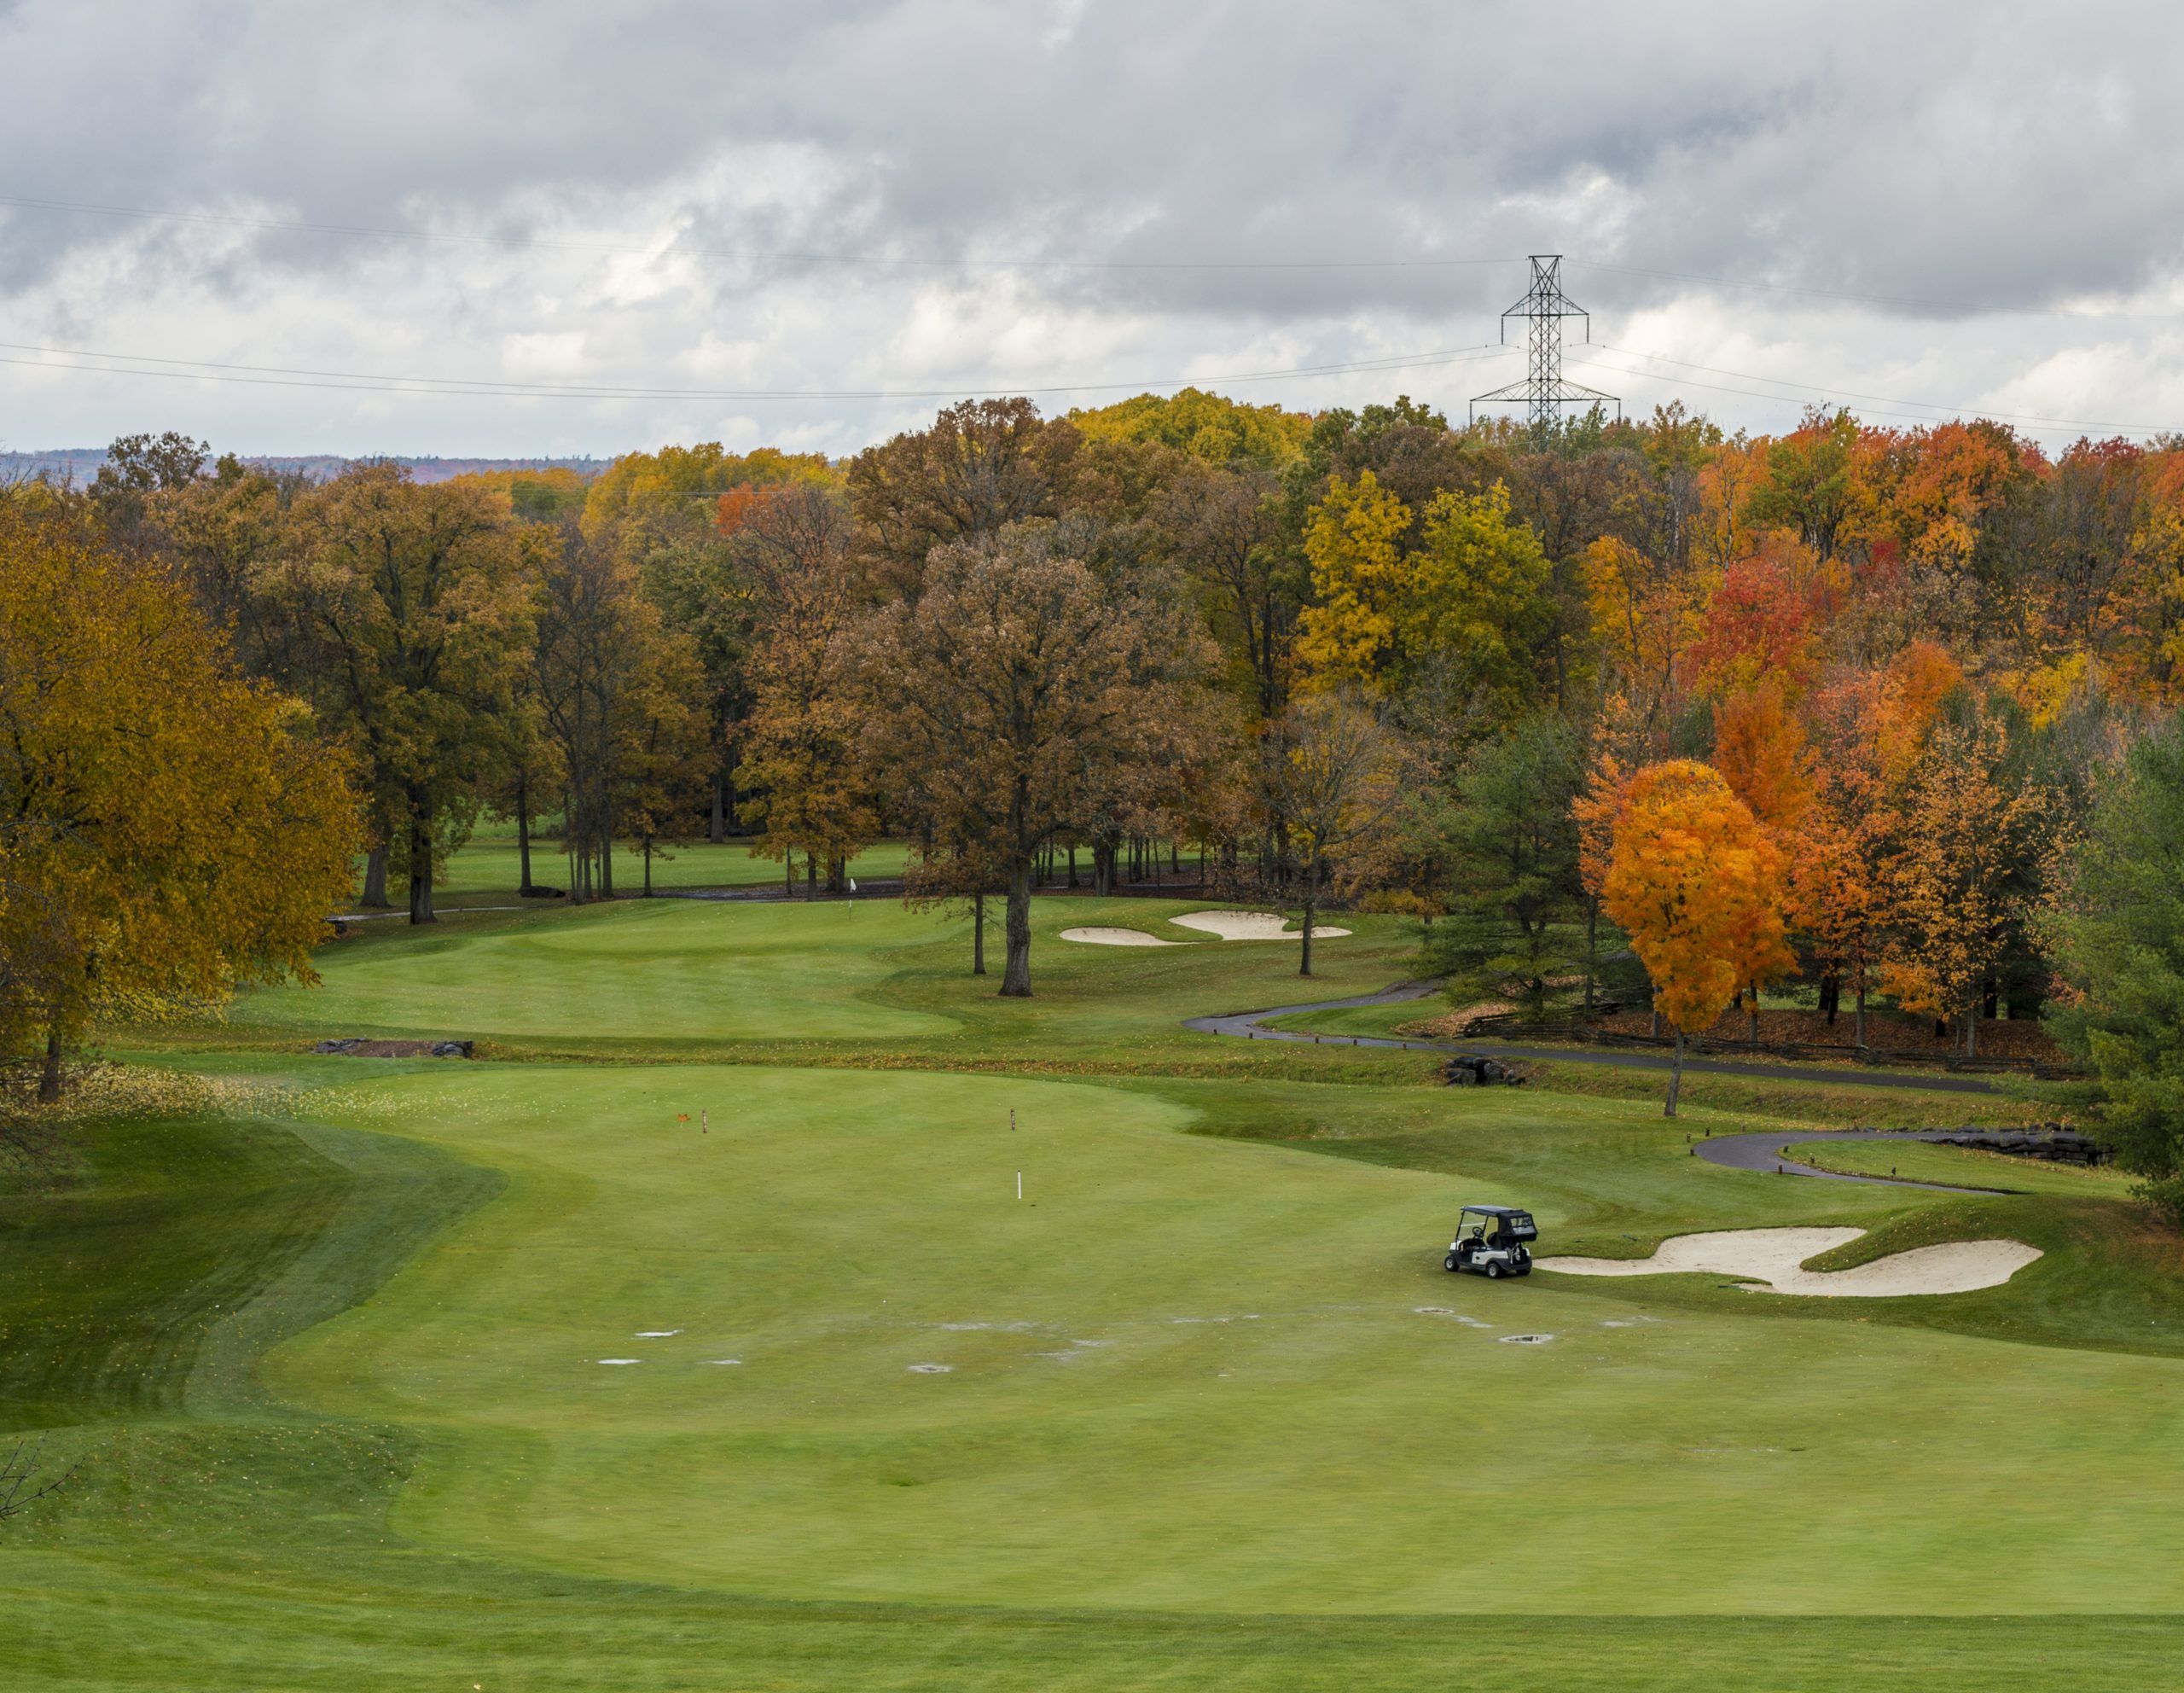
<box><xmin>1444</xmin><ymin>1205</ymin><xmax>1537</xmax><ymax>1278</ymax></box>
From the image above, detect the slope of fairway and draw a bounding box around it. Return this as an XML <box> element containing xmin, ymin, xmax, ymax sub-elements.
<box><xmin>243</xmin><ymin>899</ymin><xmax>958</xmax><ymax>1043</ymax></box>
<box><xmin>260</xmin><ymin>1061</ymin><xmax>2184</xmax><ymax>1616</ymax></box>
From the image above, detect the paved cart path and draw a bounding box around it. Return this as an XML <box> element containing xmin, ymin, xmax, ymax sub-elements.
<box><xmin>1184</xmin><ymin>980</ymin><xmax>1998</xmax><ymax>1097</ymax></box>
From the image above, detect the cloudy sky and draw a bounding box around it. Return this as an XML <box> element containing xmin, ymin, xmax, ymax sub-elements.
<box><xmin>2</xmin><ymin>0</ymin><xmax>2181</xmax><ymax>459</ymax></box>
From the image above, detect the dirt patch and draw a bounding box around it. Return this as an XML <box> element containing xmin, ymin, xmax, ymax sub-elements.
<box><xmin>1397</xmin><ymin>999</ymin><xmax>1520</xmax><ymax>1038</ymax></box>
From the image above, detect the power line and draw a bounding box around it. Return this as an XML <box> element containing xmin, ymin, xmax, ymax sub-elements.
<box><xmin>1565</xmin><ymin>259</ymin><xmax>2184</xmax><ymax>324</ymax></box>
<box><xmin>1565</xmin><ymin>349</ymin><xmax>2175</xmax><ymax>441</ymax></box>
<box><xmin>0</xmin><ymin>195</ymin><xmax>1524</xmax><ymax>275</ymax></box>
<box><xmin>0</xmin><ymin>337</ymin><xmax>1517</xmax><ymax>402</ymax></box>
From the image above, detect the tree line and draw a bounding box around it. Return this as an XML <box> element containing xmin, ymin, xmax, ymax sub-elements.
<box><xmin>6</xmin><ymin>395</ymin><xmax>2184</xmax><ymax>1201</ymax></box>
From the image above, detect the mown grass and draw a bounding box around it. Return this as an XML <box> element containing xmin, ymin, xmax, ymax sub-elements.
<box><xmin>9</xmin><ymin>897</ymin><xmax>2184</xmax><ymax>1687</ymax></box>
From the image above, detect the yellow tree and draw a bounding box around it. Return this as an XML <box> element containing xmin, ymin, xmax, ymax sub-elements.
<box><xmin>0</xmin><ymin>504</ymin><xmax>358</xmax><ymax>1099</ymax></box>
<box><xmin>1878</xmin><ymin>713</ymin><xmax>2058</xmax><ymax>1055</ymax></box>
<box><xmin>734</xmin><ymin>487</ymin><xmax>876</xmax><ymax>896</ymax></box>
<box><xmin>1296</xmin><ymin>473</ymin><xmax>1551</xmax><ymax>712</ymax></box>
<box><xmin>1602</xmin><ymin>759</ymin><xmax>1792</xmax><ymax>1114</ymax></box>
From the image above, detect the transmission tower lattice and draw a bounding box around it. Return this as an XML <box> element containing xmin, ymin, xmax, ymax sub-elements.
<box><xmin>1469</xmin><ymin>254</ymin><xmax>1621</xmax><ymax>430</ymax></box>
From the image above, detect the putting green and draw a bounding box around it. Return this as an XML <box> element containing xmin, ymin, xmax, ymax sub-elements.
<box><xmin>264</xmin><ymin>1061</ymin><xmax>2184</xmax><ymax>1615</ymax></box>
<box><xmin>246</xmin><ymin>899</ymin><xmax>960</xmax><ymax>1043</ymax></box>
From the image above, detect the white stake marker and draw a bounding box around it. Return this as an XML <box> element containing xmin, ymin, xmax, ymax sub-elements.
<box><xmin>1017</xmin><ymin>1170</ymin><xmax>1023</xmax><ymax>1201</ymax></box>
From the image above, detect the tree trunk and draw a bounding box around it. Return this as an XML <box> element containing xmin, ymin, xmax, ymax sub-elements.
<box><xmin>1964</xmin><ymin>999</ymin><xmax>1979</xmax><ymax>1057</ymax></box>
<box><xmin>710</xmin><ymin>769</ymin><xmax>726</xmax><ymax>844</ymax></box>
<box><xmin>515</xmin><ymin>771</ymin><xmax>535</xmax><ymax>895</ymax></box>
<box><xmin>407</xmin><ymin>792</ymin><xmax>436</xmax><ymax>924</ymax></box>
<box><xmin>38</xmin><ymin>1028</ymin><xmax>62</xmax><ymax>1103</ymax></box>
<box><xmin>1820</xmin><ymin>970</ymin><xmax>1839</xmax><ymax>1024</ymax></box>
<box><xmin>361</xmin><ymin>843</ymin><xmax>391</xmax><ymax>909</ymax></box>
<box><xmin>1748</xmin><ymin>988</ymin><xmax>1760</xmax><ymax>1047</ymax></box>
<box><xmin>1000</xmin><ymin>856</ymin><xmax>1033</xmax><ymax>997</ymax></box>
<box><xmin>1066</xmin><ymin>845</ymin><xmax>1078</xmax><ymax>889</ymax></box>
<box><xmin>973</xmin><ymin>892</ymin><xmax>987</xmax><ymax>976</ymax></box>
<box><xmin>1664</xmin><ymin>1029</ymin><xmax>1685</xmax><ymax>1117</ymax></box>
<box><xmin>804</xmin><ymin>854</ymin><xmax>816</xmax><ymax>901</ymax></box>
<box><xmin>1298</xmin><ymin>859</ymin><xmax>1319</xmax><ymax>977</ymax></box>
<box><xmin>599</xmin><ymin>828</ymin><xmax>614</xmax><ymax>900</ymax></box>
<box><xmin>1584</xmin><ymin>899</ymin><xmax>1599</xmax><ymax>1011</ymax></box>
<box><xmin>1854</xmin><ymin>979</ymin><xmax>1867</xmax><ymax>1050</ymax></box>
<box><xmin>642</xmin><ymin>835</ymin><xmax>653</xmax><ymax>898</ymax></box>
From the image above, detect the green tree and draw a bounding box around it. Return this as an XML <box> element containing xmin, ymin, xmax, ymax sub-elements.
<box><xmin>1423</xmin><ymin>714</ymin><xmax>1588</xmax><ymax>1015</ymax></box>
<box><xmin>2047</xmin><ymin>715</ymin><xmax>2184</xmax><ymax>1219</ymax></box>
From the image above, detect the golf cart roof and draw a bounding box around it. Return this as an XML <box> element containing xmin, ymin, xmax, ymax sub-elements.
<box><xmin>1460</xmin><ymin>1204</ymin><xmax>1532</xmax><ymax>1218</ymax></box>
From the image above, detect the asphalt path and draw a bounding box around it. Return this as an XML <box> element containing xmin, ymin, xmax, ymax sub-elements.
<box><xmin>1693</xmin><ymin>1129</ymin><xmax>1997</xmax><ymax>1193</ymax></box>
<box><xmin>1183</xmin><ymin>980</ymin><xmax>1998</xmax><ymax>1097</ymax></box>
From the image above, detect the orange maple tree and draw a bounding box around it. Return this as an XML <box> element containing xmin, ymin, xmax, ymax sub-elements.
<box><xmin>1601</xmin><ymin>759</ymin><xmax>1793</xmax><ymax>1114</ymax></box>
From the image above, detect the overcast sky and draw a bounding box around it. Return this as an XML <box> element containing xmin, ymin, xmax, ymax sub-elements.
<box><xmin>2</xmin><ymin>0</ymin><xmax>2181</xmax><ymax>459</ymax></box>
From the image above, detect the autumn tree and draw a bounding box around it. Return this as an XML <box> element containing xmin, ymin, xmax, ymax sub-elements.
<box><xmin>1879</xmin><ymin>710</ymin><xmax>2059</xmax><ymax>1055</ymax></box>
<box><xmin>1295</xmin><ymin>472</ymin><xmax>1552</xmax><ymax>717</ymax></box>
<box><xmin>848</xmin><ymin>399</ymin><xmax>1077</xmax><ymax>596</ymax></box>
<box><xmin>857</xmin><ymin>523</ymin><xmax>1208</xmax><ymax>997</ymax></box>
<box><xmin>530</xmin><ymin>522</ymin><xmax>708</xmax><ymax>902</ymax></box>
<box><xmin>1601</xmin><ymin>759</ymin><xmax>1792</xmax><ymax>1114</ymax></box>
<box><xmin>262</xmin><ymin>466</ymin><xmax>534</xmax><ymax>922</ymax></box>
<box><xmin>0</xmin><ymin>505</ymin><xmax>357</xmax><ymax>1099</ymax></box>
<box><xmin>1269</xmin><ymin>693</ymin><xmax>1410</xmax><ymax>976</ymax></box>
<box><xmin>733</xmin><ymin>486</ymin><xmax>876</xmax><ymax>894</ymax></box>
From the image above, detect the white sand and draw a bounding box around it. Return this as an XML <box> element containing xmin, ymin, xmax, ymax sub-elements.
<box><xmin>1060</xmin><ymin>926</ymin><xmax>1185</xmax><ymax>946</ymax></box>
<box><xmin>1169</xmin><ymin>910</ymin><xmax>1352</xmax><ymax>941</ymax></box>
<box><xmin>1540</xmin><ymin>1226</ymin><xmax>2042</xmax><ymax>1297</ymax></box>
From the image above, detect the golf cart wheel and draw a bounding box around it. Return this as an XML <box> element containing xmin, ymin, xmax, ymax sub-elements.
<box><xmin>1484</xmin><ymin>1261</ymin><xmax>1502</xmax><ymax>1279</ymax></box>
<box><xmin>1444</xmin><ymin>1252</ymin><xmax>1462</xmax><ymax>1272</ymax></box>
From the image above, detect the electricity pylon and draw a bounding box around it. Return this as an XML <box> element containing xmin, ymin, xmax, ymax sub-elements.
<box><xmin>1470</xmin><ymin>254</ymin><xmax>1620</xmax><ymax>430</ymax></box>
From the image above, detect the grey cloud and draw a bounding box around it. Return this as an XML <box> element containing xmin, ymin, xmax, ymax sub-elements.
<box><xmin>0</xmin><ymin>0</ymin><xmax>2179</xmax><ymax>455</ymax></box>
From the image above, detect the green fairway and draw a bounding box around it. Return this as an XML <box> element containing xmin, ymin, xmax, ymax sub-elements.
<box><xmin>254</xmin><ymin>898</ymin><xmax>961</xmax><ymax>1044</ymax></box>
<box><xmin>1795</xmin><ymin>1133</ymin><xmax>2143</xmax><ymax>1196</ymax></box>
<box><xmin>11</xmin><ymin>897</ymin><xmax>2184</xmax><ymax>1687</ymax></box>
<box><xmin>423</xmin><ymin>827</ymin><xmax>915</xmax><ymax>900</ymax></box>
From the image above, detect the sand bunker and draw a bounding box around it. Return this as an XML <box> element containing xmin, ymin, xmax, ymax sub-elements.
<box><xmin>1060</xmin><ymin>910</ymin><xmax>1352</xmax><ymax>945</ymax></box>
<box><xmin>1169</xmin><ymin>910</ymin><xmax>1351</xmax><ymax>941</ymax></box>
<box><xmin>1540</xmin><ymin>1226</ymin><xmax>2042</xmax><ymax>1297</ymax></box>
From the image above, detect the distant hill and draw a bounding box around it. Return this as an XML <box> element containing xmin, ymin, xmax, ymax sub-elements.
<box><xmin>0</xmin><ymin>450</ymin><xmax>611</xmax><ymax>486</ymax></box>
